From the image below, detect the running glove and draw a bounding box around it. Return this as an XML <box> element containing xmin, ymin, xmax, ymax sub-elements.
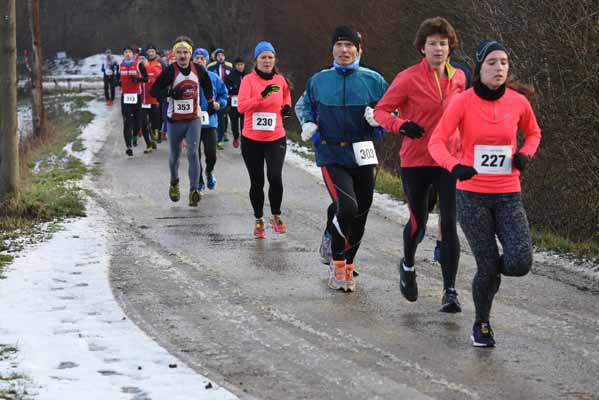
<box><xmin>281</xmin><ymin>105</ymin><xmax>293</xmax><ymax>119</ymax></box>
<box><xmin>261</xmin><ymin>84</ymin><xmax>280</xmax><ymax>99</ymax></box>
<box><xmin>399</xmin><ymin>121</ymin><xmax>425</xmax><ymax>139</ymax></box>
<box><xmin>301</xmin><ymin>122</ymin><xmax>318</xmax><ymax>141</ymax></box>
<box><xmin>206</xmin><ymin>101</ymin><xmax>217</xmax><ymax>114</ymax></box>
<box><xmin>364</xmin><ymin>106</ymin><xmax>380</xmax><ymax>127</ymax></box>
<box><xmin>451</xmin><ymin>164</ymin><xmax>478</xmax><ymax>181</ymax></box>
<box><xmin>513</xmin><ymin>152</ymin><xmax>532</xmax><ymax>171</ymax></box>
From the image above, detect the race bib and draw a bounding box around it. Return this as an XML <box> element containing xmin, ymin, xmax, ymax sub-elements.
<box><xmin>252</xmin><ymin>112</ymin><xmax>276</xmax><ymax>131</ymax></box>
<box><xmin>174</xmin><ymin>99</ymin><xmax>194</xmax><ymax>114</ymax></box>
<box><xmin>200</xmin><ymin>111</ymin><xmax>209</xmax><ymax>125</ymax></box>
<box><xmin>105</xmin><ymin>70</ymin><xmax>113</xmax><ymax>76</ymax></box>
<box><xmin>353</xmin><ymin>141</ymin><xmax>379</xmax><ymax>166</ymax></box>
<box><xmin>123</xmin><ymin>93</ymin><xmax>138</xmax><ymax>104</ymax></box>
<box><xmin>141</xmin><ymin>103</ymin><xmax>151</xmax><ymax>109</ymax></box>
<box><xmin>231</xmin><ymin>96</ymin><xmax>238</xmax><ymax>107</ymax></box>
<box><xmin>474</xmin><ymin>145</ymin><xmax>512</xmax><ymax>174</ymax></box>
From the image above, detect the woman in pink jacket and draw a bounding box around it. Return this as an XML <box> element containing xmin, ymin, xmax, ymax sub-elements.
<box><xmin>373</xmin><ymin>17</ymin><xmax>466</xmax><ymax>312</ymax></box>
<box><xmin>429</xmin><ymin>40</ymin><xmax>542</xmax><ymax>347</ymax></box>
<box><xmin>237</xmin><ymin>41</ymin><xmax>292</xmax><ymax>238</ymax></box>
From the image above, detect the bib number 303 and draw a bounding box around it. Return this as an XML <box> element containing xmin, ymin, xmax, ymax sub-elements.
<box><xmin>252</xmin><ymin>112</ymin><xmax>276</xmax><ymax>131</ymax></box>
<box><xmin>353</xmin><ymin>141</ymin><xmax>378</xmax><ymax>166</ymax></box>
<box><xmin>474</xmin><ymin>145</ymin><xmax>512</xmax><ymax>174</ymax></box>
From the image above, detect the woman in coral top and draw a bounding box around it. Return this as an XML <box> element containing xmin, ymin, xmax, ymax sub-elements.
<box><xmin>237</xmin><ymin>41</ymin><xmax>292</xmax><ymax>238</ymax></box>
<box><xmin>429</xmin><ymin>40</ymin><xmax>542</xmax><ymax>347</ymax></box>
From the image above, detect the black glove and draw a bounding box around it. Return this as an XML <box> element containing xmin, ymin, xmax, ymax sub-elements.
<box><xmin>399</xmin><ymin>121</ymin><xmax>425</xmax><ymax>139</ymax></box>
<box><xmin>513</xmin><ymin>152</ymin><xmax>531</xmax><ymax>171</ymax></box>
<box><xmin>206</xmin><ymin>101</ymin><xmax>217</xmax><ymax>115</ymax></box>
<box><xmin>130</xmin><ymin>76</ymin><xmax>139</xmax><ymax>83</ymax></box>
<box><xmin>451</xmin><ymin>164</ymin><xmax>478</xmax><ymax>181</ymax></box>
<box><xmin>281</xmin><ymin>105</ymin><xmax>292</xmax><ymax>119</ymax></box>
<box><xmin>261</xmin><ymin>84</ymin><xmax>280</xmax><ymax>99</ymax></box>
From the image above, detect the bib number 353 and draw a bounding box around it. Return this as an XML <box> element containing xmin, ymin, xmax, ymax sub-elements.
<box><xmin>353</xmin><ymin>141</ymin><xmax>378</xmax><ymax>166</ymax></box>
<box><xmin>474</xmin><ymin>145</ymin><xmax>512</xmax><ymax>174</ymax></box>
<box><xmin>174</xmin><ymin>99</ymin><xmax>194</xmax><ymax>114</ymax></box>
<box><xmin>252</xmin><ymin>112</ymin><xmax>276</xmax><ymax>131</ymax></box>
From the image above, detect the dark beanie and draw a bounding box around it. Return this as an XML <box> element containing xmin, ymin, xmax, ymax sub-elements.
<box><xmin>474</xmin><ymin>40</ymin><xmax>506</xmax><ymax>77</ymax></box>
<box><xmin>234</xmin><ymin>57</ymin><xmax>244</xmax><ymax>64</ymax></box>
<box><xmin>122</xmin><ymin>45</ymin><xmax>134</xmax><ymax>53</ymax></box>
<box><xmin>331</xmin><ymin>26</ymin><xmax>361</xmax><ymax>49</ymax></box>
<box><xmin>145</xmin><ymin>43</ymin><xmax>157</xmax><ymax>51</ymax></box>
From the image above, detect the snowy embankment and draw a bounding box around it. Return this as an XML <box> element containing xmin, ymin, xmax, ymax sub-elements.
<box><xmin>0</xmin><ymin>98</ymin><xmax>239</xmax><ymax>400</ymax></box>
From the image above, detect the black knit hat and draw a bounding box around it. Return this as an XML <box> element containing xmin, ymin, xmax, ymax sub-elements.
<box><xmin>331</xmin><ymin>26</ymin><xmax>361</xmax><ymax>49</ymax></box>
<box><xmin>122</xmin><ymin>45</ymin><xmax>134</xmax><ymax>53</ymax></box>
<box><xmin>145</xmin><ymin>43</ymin><xmax>157</xmax><ymax>51</ymax></box>
<box><xmin>474</xmin><ymin>40</ymin><xmax>506</xmax><ymax>78</ymax></box>
<box><xmin>234</xmin><ymin>57</ymin><xmax>244</xmax><ymax>64</ymax></box>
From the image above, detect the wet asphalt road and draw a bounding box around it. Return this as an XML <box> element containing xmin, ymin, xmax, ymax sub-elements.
<box><xmin>93</xmin><ymin>103</ymin><xmax>599</xmax><ymax>400</ymax></box>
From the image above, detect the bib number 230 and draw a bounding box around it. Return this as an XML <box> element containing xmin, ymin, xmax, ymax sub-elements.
<box><xmin>353</xmin><ymin>141</ymin><xmax>378</xmax><ymax>166</ymax></box>
<box><xmin>252</xmin><ymin>112</ymin><xmax>276</xmax><ymax>131</ymax></box>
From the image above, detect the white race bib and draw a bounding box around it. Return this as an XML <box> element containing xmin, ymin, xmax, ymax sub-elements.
<box><xmin>174</xmin><ymin>99</ymin><xmax>194</xmax><ymax>114</ymax></box>
<box><xmin>200</xmin><ymin>111</ymin><xmax>209</xmax><ymax>125</ymax></box>
<box><xmin>252</xmin><ymin>112</ymin><xmax>276</xmax><ymax>131</ymax></box>
<box><xmin>474</xmin><ymin>145</ymin><xmax>512</xmax><ymax>174</ymax></box>
<box><xmin>123</xmin><ymin>93</ymin><xmax>138</xmax><ymax>104</ymax></box>
<box><xmin>353</xmin><ymin>141</ymin><xmax>379</xmax><ymax>166</ymax></box>
<box><xmin>231</xmin><ymin>96</ymin><xmax>238</xmax><ymax>107</ymax></box>
<box><xmin>105</xmin><ymin>70</ymin><xmax>113</xmax><ymax>76</ymax></box>
<box><xmin>141</xmin><ymin>103</ymin><xmax>151</xmax><ymax>109</ymax></box>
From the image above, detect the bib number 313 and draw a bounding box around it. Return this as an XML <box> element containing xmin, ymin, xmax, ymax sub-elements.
<box><xmin>252</xmin><ymin>112</ymin><xmax>276</xmax><ymax>131</ymax></box>
<box><xmin>474</xmin><ymin>145</ymin><xmax>512</xmax><ymax>174</ymax></box>
<box><xmin>353</xmin><ymin>141</ymin><xmax>378</xmax><ymax>166</ymax></box>
<box><xmin>123</xmin><ymin>93</ymin><xmax>138</xmax><ymax>104</ymax></box>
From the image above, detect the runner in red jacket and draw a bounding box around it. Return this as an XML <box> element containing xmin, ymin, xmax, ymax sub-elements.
<box><xmin>237</xmin><ymin>41</ymin><xmax>292</xmax><ymax>238</ymax></box>
<box><xmin>373</xmin><ymin>17</ymin><xmax>466</xmax><ymax>311</ymax></box>
<box><xmin>429</xmin><ymin>40</ymin><xmax>542</xmax><ymax>347</ymax></box>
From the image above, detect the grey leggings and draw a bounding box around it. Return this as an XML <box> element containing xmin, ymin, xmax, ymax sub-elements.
<box><xmin>457</xmin><ymin>190</ymin><xmax>533</xmax><ymax>324</ymax></box>
<box><xmin>167</xmin><ymin>118</ymin><xmax>201</xmax><ymax>192</ymax></box>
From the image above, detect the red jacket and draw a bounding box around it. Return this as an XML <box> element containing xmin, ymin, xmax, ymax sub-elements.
<box><xmin>237</xmin><ymin>70</ymin><xmax>291</xmax><ymax>142</ymax></box>
<box><xmin>374</xmin><ymin>58</ymin><xmax>466</xmax><ymax>167</ymax></box>
<box><xmin>428</xmin><ymin>87</ymin><xmax>542</xmax><ymax>193</ymax></box>
<box><xmin>142</xmin><ymin>58</ymin><xmax>163</xmax><ymax>105</ymax></box>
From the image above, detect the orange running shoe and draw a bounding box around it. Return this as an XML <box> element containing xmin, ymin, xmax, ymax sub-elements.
<box><xmin>269</xmin><ymin>214</ymin><xmax>286</xmax><ymax>233</ymax></box>
<box><xmin>253</xmin><ymin>218</ymin><xmax>266</xmax><ymax>239</ymax></box>
<box><xmin>345</xmin><ymin>264</ymin><xmax>355</xmax><ymax>292</ymax></box>
<box><xmin>328</xmin><ymin>260</ymin><xmax>346</xmax><ymax>291</ymax></box>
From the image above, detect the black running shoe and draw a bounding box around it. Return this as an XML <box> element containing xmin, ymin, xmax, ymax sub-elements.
<box><xmin>439</xmin><ymin>288</ymin><xmax>462</xmax><ymax>313</ymax></box>
<box><xmin>398</xmin><ymin>258</ymin><xmax>418</xmax><ymax>302</ymax></box>
<box><xmin>471</xmin><ymin>322</ymin><xmax>496</xmax><ymax>347</ymax></box>
<box><xmin>126</xmin><ymin>148</ymin><xmax>133</xmax><ymax>157</ymax></box>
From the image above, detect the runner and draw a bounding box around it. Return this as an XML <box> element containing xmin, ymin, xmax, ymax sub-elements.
<box><xmin>429</xmin><ymin>39</ymin><xmax>542</xmax><ymax>347</ymax></box>
<box><xmin>208</xmin><ymin>48</ymin><xmax>233</xmax><ymax>147</ymax></box>
<box><xmin>141</xmin><ymin>43</ymin><xmax>165</xmax><ymax>148</ymax></box>
<box><xmin>192</xmin><ymin>48</ymin><xmax>228</xmax><ymax>194</ymax></box>
<box><xmin>225</xmin><ymin>57</ymin><xmax>248</xmax><ymax>149</ymax></box>
<box><xmin>116</xmin><ymin>45</ymin><xmax>148</xmax><ymax>157</ymax></box>
<box><xmin>136</xmin><ymin>51</ymin><xmax>157</xmax><ymax>154</ymax></box>
<box><xmin>160</xmin><ymin>51</ymin><xmax>176</xmax><ymax>143</ymax></box>
<box><xmin>237</xmin><ymin>41</ymin><xmax>292</xmax><ymax>238</ymax></box>
<box><xmin>150</xmin><ymin>36</ymin><xmax>215</xmax><ymax>207</ymax></box>
<box><xmin>101</xmin><ymin>49</ymin><xmax>119</xmax><ymax>105</ymax></box>
<box><xmin>300</xmin><ymin>26</ymin><xmax>388</xmax><ymax>292</ymax></box>
<box><xmin>373</xmin><ymin>17</ymin><xmax>466</xmax><ymax>311</ymax></box>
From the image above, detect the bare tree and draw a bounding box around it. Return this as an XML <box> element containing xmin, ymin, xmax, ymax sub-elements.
<box><xmin>27</xmin><ymin>0</ymin><xmax>44</xmax><ymax>138</ymax></box>
<box><xmin>0</xmin><ymin>0</ymin><xmax>19</xmax><ymax>201</ymax></box>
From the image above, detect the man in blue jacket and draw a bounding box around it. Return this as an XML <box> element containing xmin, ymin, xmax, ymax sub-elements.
<box><xmin>300</xmin><ymin>26</ymin><xmax>388</xmax><ymax>292</ymax></box>
<box><xmin>193</xmin><ymin>48</ymin><xmax>228</xmax><ymax>193</ymax></box>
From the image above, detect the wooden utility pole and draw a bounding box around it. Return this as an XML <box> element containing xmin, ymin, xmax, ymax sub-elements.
<box><xmin>28</xmin><ymin>0</ymin><xmax>45</xmax><ymax>138</ymax></box>
<box><xmin>0</xmin><ymin>0</ymin><xmax>19</xmax><ymax>201</ymax></box>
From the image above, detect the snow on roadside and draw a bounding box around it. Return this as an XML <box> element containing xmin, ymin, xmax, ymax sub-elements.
<box><xmin>0</xmin><ymin>94</ymin><xmax>239</xmax><ymax>400</ymax></box>
<box><xmin>18</xmin><ymin>105</ymin><xmax>33</xmax><ymax>142</ymax></box>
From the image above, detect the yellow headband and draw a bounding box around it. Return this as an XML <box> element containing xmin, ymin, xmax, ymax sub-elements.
<box><xmin>172</xmin><ymin>41</ymin><xmax>192</xmax><ymax>53</ymax></box>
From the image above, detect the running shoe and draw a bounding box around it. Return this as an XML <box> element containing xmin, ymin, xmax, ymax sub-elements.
<box><xmin>269</xmin><ymin>214</ymin><xmax>286</xmax><ymax>233</ymax></box>
<box><xmin>151</xmin><ymin>141</ymin><xmax>157</xmax><ymax>150</ymax></box>
<box><xmin>439</xmin><ymin>288</ymin><xmax>462</xmax><ymax>313</ymax></box>
<box><xmin>223</xmin><ymin>135</ymin><xmax>229</xmax><ymax>142</ymax></box>
<box><xmin>328</xmin><ymin>260</ymin><xmax>346</xmax><ymax>291</ymax></box>
<box><xmin>398</xmin><ymin>258</ymin><xmax>418</xmax><ymax>302</ymax></box>
<box><xmin>254</xmin><ymin>218</ymin><xmax>266</xmax><ymax>239</ymax></box>
<box><xmin>345</xmin><ymin>264</ymin><xmax>355</xmax><ymax>292</ymax></box>
<box><xmin>319</xmin><ymin>229</ymin><xmax>332</xmax><ymax>265</ymax></box>
<box><xmin>169</xmin><ymin>179</ymin><xmax>180</xmax><ymax>202</ymax></box>
<box><xmin>233</xmin><ymin>138</ymin><xmax>240</xmax><ymax>148</ymax></box>
<box><xmin>144</xmin><ymin>145</ymin><xmax>153</xmax><ymax>154</ymax></box>
<box><xmin>162</xmin><ymin>132</ymin><xmax>168</xmax><ymax>141</ymax></box>
<box><xmin>207</xmin><ymin>175</ymin><xmax>217</xmax><ymax>190</ymax></box>
<box><xmin>216</xmin><ymin>141</ymin><xmax>225</xmax><ymax>150</ymax></box>
<box><xmin>433</xmin><ymin>240</ymin><xmax>442</xmax><ymax>263</ymax></box>
<box><xmin>151</xmin><ymin>129</ymin><xmax>159</xmax><ymax>141</ymax></box>
<box><xmin>189</xmin><ymin>189</ymin><xmax>201</xmax><ymax>207</ymax></box>
<box><xmin>126</xmin><ymin>148</ymin><xmax>133</xmax><ymax>157</ymax></box>
<box><xmin>198</xmin><ymin>183</ymin><xmax>206</xmax><ymax>194</ymax></box>
<box><xmin>471</xmin><ymin>322</ymin><xmax>496</xmax><ymax>348</ymax></box>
